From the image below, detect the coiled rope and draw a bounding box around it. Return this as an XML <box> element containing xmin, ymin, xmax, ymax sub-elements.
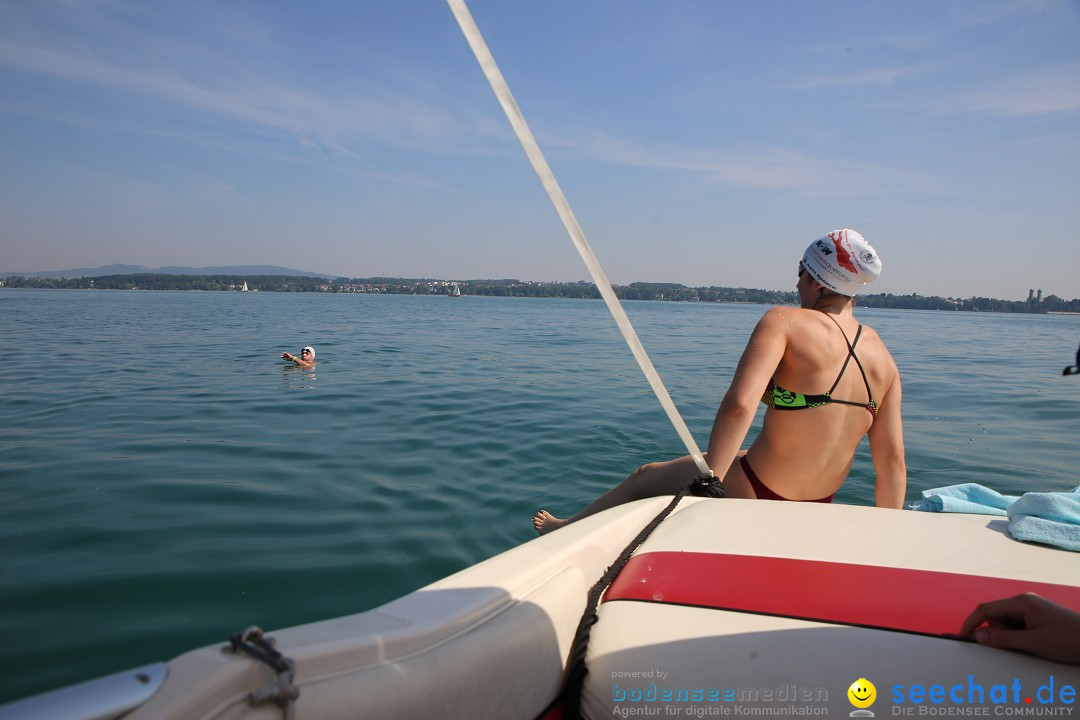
<box><xmin>225</xmin><ymin>626</ymin><xmax>299</xmax><ymax>720</ymax></box>
<box><xmin>560</xmin><ymin>487</ymin><xmax>688</xmax><ymax>718</ymax></box>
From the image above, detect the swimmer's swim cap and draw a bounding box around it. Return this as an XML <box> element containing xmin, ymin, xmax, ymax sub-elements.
<box><xmin>802</xmin><ymin>229</ymin><xmax>881</xmax><ymax>297</ymax></box>
<box><xmin>302</xmin><ymin>346</ymin><xmax>315</xmax><ymax>358</ymax></box>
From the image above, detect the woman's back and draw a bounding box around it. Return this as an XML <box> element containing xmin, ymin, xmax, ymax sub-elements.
<box><xmin>741</xmin><ymin>307</ymin><xmax>900</xmax><ymax>501</ymax></box>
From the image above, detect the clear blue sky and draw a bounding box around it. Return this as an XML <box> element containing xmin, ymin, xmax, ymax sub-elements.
<box><xmin>1</xmin><ymin>1</ymin><xmax>1078</xmax><ymax>299</ymax></box>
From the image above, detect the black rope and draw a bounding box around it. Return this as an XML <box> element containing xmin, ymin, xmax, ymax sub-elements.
<box><xmin>562</xmin><ymin>475</ymin><xmax>723</xmax><ymax>718</ymax></box>
<box><xmin>225</xmin><ymin>626</ymin><xmax>300</xmax><ymax>720</ymax></box>
<box><xmin>688</xmin><ymin>473</ymin><xmax>727</xmax><ymax>499</ymax></box>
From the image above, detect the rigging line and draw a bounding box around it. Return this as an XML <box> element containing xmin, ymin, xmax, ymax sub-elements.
<box><xmin>446</xmin><ymin>0</ymin><xmax>711</xmax><ymax>478</ymax></box>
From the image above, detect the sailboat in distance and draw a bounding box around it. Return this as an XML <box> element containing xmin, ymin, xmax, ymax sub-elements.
<box><xmin>448</xmin><ymin>282</ymin><xmax>461</xmax><ymax>297</ymax></box>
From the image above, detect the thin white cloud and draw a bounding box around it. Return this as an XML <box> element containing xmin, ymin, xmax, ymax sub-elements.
<box><xmin>937</xmin><ymin>62</ymin><xmax>1080</xmax><ymax>116</ymax></box>
<box><xmin>945</xmin><ymin>0</ymin><xmax>1064</xmax><ymax>27</ymax></box>
<box><xmin>0</xmin><ymin>38</ymin><xmax>474</xmax><ymax>151</ymax></box>
<box><xmin>0</xmin><ymin>1</ymin><xmax>493</xmax><ymax>162</ymax></box>
<box><xmin>783</xmin><ymin>66</ymin><xmax>921</xmax><ymax>90</ymax></box>
<box><xmin>543</xmin><ymin>127</ymin><xmax>939</xmax><ymax>199</ymax></box>
<box><xmin>880</xmin><ymin>62</ymin><xmax>1080</xmax><ymax>119</ymax></box>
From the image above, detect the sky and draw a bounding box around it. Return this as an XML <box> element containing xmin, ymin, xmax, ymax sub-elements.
<box><xmin>1</xmin><ymin>1</ymin><xmax>1078</xmax><ymax>299</ymax></box>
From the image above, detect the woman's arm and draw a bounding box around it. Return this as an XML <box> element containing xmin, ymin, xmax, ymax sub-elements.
<box><xmin>706</xmin><ymin>308</ymin><xmax>790</xmax><ymax>476</ymax></box>
<box><xmin>867</xmin><ymin>365</ymin><xmax>906</xmax><ymax>508</ymax></box>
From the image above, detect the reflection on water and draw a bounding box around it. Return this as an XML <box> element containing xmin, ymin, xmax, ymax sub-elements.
<box><xmin>281</xmin><ymin>364</ymin><xmax>318</xmax><ymax>388</ymax></box>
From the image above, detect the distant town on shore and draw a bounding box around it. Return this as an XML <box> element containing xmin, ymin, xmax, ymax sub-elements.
<box><xmin>2</xmin><ymin>272</ymin><xmax>1077</xmax><ymax>314</ymax></box>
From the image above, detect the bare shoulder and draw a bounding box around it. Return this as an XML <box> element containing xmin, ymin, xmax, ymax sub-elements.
<box><xmin>855</xmin><ymin>321</ymin><xmax>883</xmax><ymax>340</ymax></box>
<box><xmin>761</xmin><ymin>306</ymin><xmax>845</xmax><ymax>338</ymax></box>
<box><xmin>759</xmin><ymin>306</ymin><xmax>791</xmax><ymax>323</ymax></box>
<box><xmin>758</xmin><ymin>305</ymin><xmax>819</xmax><ymax>328</ymax></box>
<box><xmin>855</xmin><ymin>322</ymin><xmax>901</xmax><ymax>387</ymax></box>
<box><xmin>752</xmin><ymin>307</ymin><xmax>819</xmax><ymax>345</ymax></box>
<box><xmin>855</xmin><ymin>323</ymin><xmax>896</xmax><ymax>358</ymax></box>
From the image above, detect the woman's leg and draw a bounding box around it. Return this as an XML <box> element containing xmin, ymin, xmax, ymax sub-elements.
<box><xmin>533</xmin><ymin>455</ymin><xmax>702</xmax><ymax>534</ymax></box>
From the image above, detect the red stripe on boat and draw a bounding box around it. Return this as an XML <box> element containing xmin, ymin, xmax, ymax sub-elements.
<box><xmin>603</xmin><ymin>552</ymin><xmax>1080</xmax><ymax>637</ymax></box>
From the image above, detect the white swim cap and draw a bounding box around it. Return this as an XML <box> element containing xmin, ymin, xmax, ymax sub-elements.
<box><xmin>801</xmin><ymin>229</ymin><xmax>881</xmax><ymax>297</ymax></box>
<box><xmin>302</xmin><ymin>346</ymin><xmax>315</xmax><ymax>358</ymax></box>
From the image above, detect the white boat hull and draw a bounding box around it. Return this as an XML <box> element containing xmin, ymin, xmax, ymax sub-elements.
<box><xmin>6</xmin><ymin>498</ymin><xmax>1079</xmax><ymax>719</ymax></box>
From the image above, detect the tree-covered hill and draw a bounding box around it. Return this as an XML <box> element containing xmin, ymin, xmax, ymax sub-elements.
<box><xmin>2</xmin><ymin>273</ymin><xmax>1076</xmax><ymax>313</ymax></box>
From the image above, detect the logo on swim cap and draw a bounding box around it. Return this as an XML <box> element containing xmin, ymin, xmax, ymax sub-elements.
<box><xmin>830</xmin><ymin>233</ymin><xmax>858</xmax><ymax>273</ymax></box>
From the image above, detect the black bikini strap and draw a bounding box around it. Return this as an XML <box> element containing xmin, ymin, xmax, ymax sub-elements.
<box><xmin>848</xmin><ymin>334</ymin><xmax>875</xmax><ymax>404</ymax></box>
<box><xmin>822</xmin><ymin>315</ymin><xmax>872</xmax><ymax>401</ymax></box>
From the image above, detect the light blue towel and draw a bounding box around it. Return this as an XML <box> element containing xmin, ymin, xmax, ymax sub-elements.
<box><xmin>1007</xmin><ymin>487</ymin><xmax>1080</xmax><ymax>552</ymax></box>
<box><xmin>909</xmin><ymin>483</ymin><xmax>1019</xmax><ymax>515</ymax></box>
<box><xmin>910</xmin><ymin>483</ymin><xmax>1080</xmax><ymax>552</ymax></box>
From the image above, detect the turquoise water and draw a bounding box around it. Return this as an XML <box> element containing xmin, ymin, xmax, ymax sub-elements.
<box><xmin>1</xmin><ymin>289</ymin><xmax>1077</xmax><ymax>703</ymax></box>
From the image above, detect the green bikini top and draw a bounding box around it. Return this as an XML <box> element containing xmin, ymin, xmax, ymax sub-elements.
<box><xmin>761</xmin><ymin>314</ymin><xmax>878</xmax><ymax>419</ymax></box>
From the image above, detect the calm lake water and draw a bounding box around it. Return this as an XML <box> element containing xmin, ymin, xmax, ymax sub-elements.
<box><xmin>1</xmin><ymin>289</ymin><xmax>1077</xmax><ymax>703</ymax></box>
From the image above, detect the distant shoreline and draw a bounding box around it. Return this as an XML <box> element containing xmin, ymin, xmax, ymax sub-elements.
<box><xmin>2</xmin><ymin>273</ymin><xmax>1077</xmax><ymax>314</ymax></box>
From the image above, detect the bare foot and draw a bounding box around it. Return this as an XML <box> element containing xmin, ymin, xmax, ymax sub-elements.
<box><xmin>533</xmin><ymin>510</ymin><xmax>567</xmax><ymax>535</ymax></box>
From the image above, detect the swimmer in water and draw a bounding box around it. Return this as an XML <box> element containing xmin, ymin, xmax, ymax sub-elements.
<box><xmin>281</xmin><ymin>346</ymin><xmax>315</xmax><ymax>368</ymax></box>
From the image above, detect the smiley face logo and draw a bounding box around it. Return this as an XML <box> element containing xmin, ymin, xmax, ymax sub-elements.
<box><xmin>848</xmin><ymin>678</ymin><xmax>876</xmax><ymax>709</ymax></box>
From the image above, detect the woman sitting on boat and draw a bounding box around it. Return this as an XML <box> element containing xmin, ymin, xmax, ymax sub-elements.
<box><xmin>534</xmin><ymin>229</ymin><xmax>907</xmax><ymax>534</ymax></box>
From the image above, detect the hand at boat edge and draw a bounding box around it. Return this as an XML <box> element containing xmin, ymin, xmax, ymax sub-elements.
<box><xmin>960</xmin><ymin>593</ymin><xmax>1080</xmax><ymax>665</ymax></box>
